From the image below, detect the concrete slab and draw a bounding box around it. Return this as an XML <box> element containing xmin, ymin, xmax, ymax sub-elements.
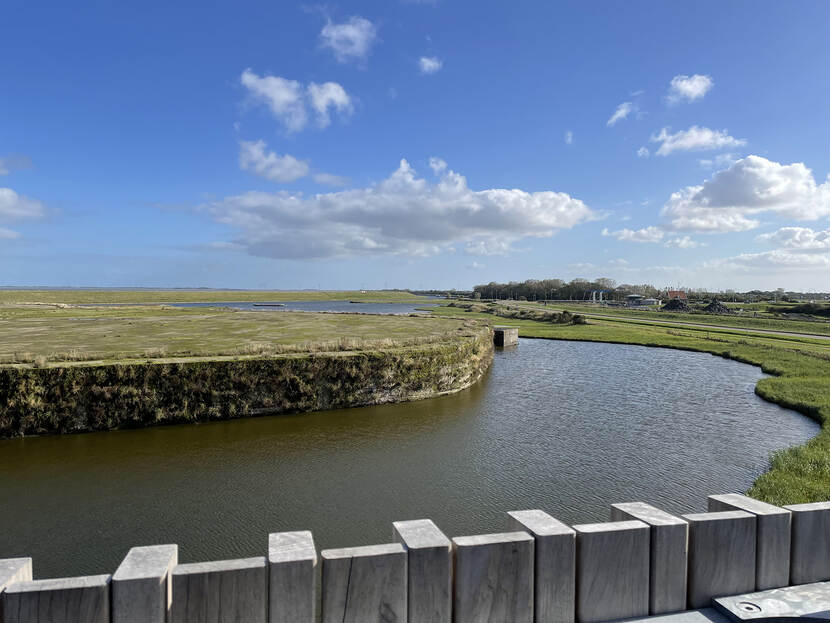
<box><xmin>268</xmin><ymin>531</ymin><xmax>316</xmax><ymax>623</ymax></box>
<box><xmin>393</xmin><ymin>519</ymin><xmax>451</xmax><ymax>623</ymax></box>
<box><xmin>508</xmin><ymin>510</ymin><xmax>575</xmax><ymax>623</ymax></box>
<box><xmin>573</xmin><ymin>520</ymin><xmax>650</xmax><ymax>623</ymax></box>
<box><xmin>171</xmin><ymin>557</ymin><xmax>267</xmax><ymax>623</ymax></box>
<box><xmin>452</xmin><ymin>531</ymin><xmax>534</xmax><ymax>623</ymax></box>
<box><xmin>708</xmin><ymin>494</ymin><xmax>791</xmax><ymax>590</ymax></box>
<box><xmin>611</xmin><ymin>503</ymin><xmax>688</xmax><ymax>615</ymax></box>
<box><xmin>683</xmin><ymin>511</ymin><xmax>756</xmax><ymax>609</ymax></box>
<box><xmin>783</xmin><ymin>501</ymin><xmax>830</xmax><ymax>585</ymax></box>
<box><xmin>713</xmin><ymin>580</ymin><xmax>830</xmax><ymax>621</ymax></box>
<box><xmin>609</xmin><ymin>607</ymin><xmax>732</xmax><ymax>623</ymax></box>
<box><xmin>321</xmin><ymin>543</ymin><xmax>407</xmax><ymax>623</ymax></box>
<box><xmin>112</xmin><ymin>544</ymin><xmax>178</xmax><ymax>623</ymax></box>
<box><xmin>3</xmin><ymin>574</ymin><xmax>111</xmax><ymax>623</ymax></box>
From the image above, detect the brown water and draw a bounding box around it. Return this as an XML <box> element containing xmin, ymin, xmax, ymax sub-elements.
<box><xmin>0</xmin><ymin>339</ymin><xmax>818</xmax><ymax>578</ymax></box>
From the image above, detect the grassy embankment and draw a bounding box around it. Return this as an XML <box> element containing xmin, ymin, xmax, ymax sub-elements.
<box><xmin>431</xmin><ymin>301</ymin><xmax>830</xmax><ymax>505</ymax></box>
<box><xmin>0</xmin><ymin>301</ymin><xmax>492</xmax><ymax>436</ymax></box>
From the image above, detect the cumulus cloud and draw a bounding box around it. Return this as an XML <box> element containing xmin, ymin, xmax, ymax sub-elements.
<box><xmin>0</xmin><ymin>187</ymin><xmax>46</xmax><ymax>239</ymax></box>
<box><xmin>307</xmin><ymin>82</ymin><xmax>353</xmax><ymax>128</ymax></box>
<box><xmin>661</xmin><ymin>155</ymin><xmax>830</xmax><ymax>233</ymax></box>
<box><xmin>428</xmin><ymin>157</ymin><xmax>447</xmax><ymax>174</ymax></box>
<box><xmin>756</xmin><ymin>227</ymin><xmax>830</xmax><ymax>250</ymax></box>
<box><xmin>240</xmin><ymin>70</ymin><xmax>307</xmax><ymax>132</ymax></box>
<box><xmin>201</xmin><ymin>158</ymin><xmax>596</xmax><ymax>260</ymax></box>
<box><xmin>564</xmin><ymin>131</ymin><xmax>573</xmax><ymax>145</ymax></box>
<box><xmin>320</xmin><ymin>17</ymin><xmax>378</xmax><ymax>64</ymax></box>
<box><xmin>419</xmin><ymin>56</ymin><xmax>443</xmax><ymax>74</ymax></box>
<box><xmin>637</xmin><ymin>146</ymin><xmax>649</xmax><ymax>158</ymax></box>
<box><xmin>239</xmin><ymin>140</ymin><xmax>310</xmax><ymax>182</ymax></box>
<box><xmin>699</xmin><ymin>153</ymin><xmax>738</xmax><ymax>169</ymax></box>
<box><xmin>667</xmin><ymin>74</ymin><xmax>714</xmax><ymax>104</ymax></box>
<box><xmin>602</xmin><ymin>226</ymin><xmax>664</xmax><ymax>243</ymax></box>
<box><xmin>240</xmin><ymin>70</ymin><xmax>352</xmax><ymax>132</ymax></box>
<box><xmin>607</xmin><ymin>102</ymin><xmax>633</xmax><ymax>126</ymax></box>
<box><xmin>651</xmin><ymin>126</ymin><xmax>745</xmax><ymax>156</ymax></box>
<box><xmin>664</xmin><ymin>236</ymin><xmax>701</xmax><ymax>249</ymax></box>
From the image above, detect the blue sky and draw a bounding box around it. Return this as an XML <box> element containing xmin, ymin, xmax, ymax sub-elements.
<box><xmin>2</xmin><ymin>1</ymin><xmax>830</xmax><ymax>291</ymax></box>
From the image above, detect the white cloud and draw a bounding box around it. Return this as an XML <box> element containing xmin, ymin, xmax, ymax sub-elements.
<box><xmin>651</xmin><ymin>126</ymin><xmax>745</xmax><ymax>156</ymax></box>
<box><xmin>467</xmin><ymin>261</ymin><xmax>486</xmax><ymax>269</ymax></box>
<box><xmin>637</xmin><ymin>146</ymin><xmax>649</xmax><ymax>158</ymax></box>
<box><xmin>313</xmin><ymin>173</ymin><xmax>350</xmax><ymax>187</ymax></box>
<box><xmin>307</xmin><ymin>82</ymin><xmax>353</xmax><ymax>128</ymax></box>
<box><xmin>201</xmin><ymin>158</ymin><xmax>596</xmax><ymax>260</ymax></box>
<box><xmin>756</xmin><ymin>226</ymin><xmax>830</xmax><ymax>250</ymax></box>
<box><xmin>607</xmin><ymin>102</ymin><xmax>633</xmax><ymax>126</ymax></box>
<box><xmin>661</xmin><ymin>155</ymin><xmax>830</xmax><ymax>233</ymax></box>
<box><xmin>705</xmin><ymin>249</ymin><xmax>830</xmax><ymax>273</ymax></box>
<box><xmin>664</xmin><ymin>236</ymin><xmax>701</xmax><ymax>249</ymax></box>
<box><xmin>564</xmin><ymin>131</ymin><xmax>573</xmax><ymax>145</ymax></box>
<box><xmin>0</xmin><ymin>187</ymin><xmax>45</xmax><ymax>222</ymax></box>
<box><xmin>428</xmin><ymin>157</ymin><xmax>447</xmax><ymax>174</ymax></box>
<box><xmin>320</xmin><ymin>17</ymin><xmax>378</xmax><ymax>64</ymax></box>
<box><xmin>240</xmin><ymin>70</ymin><xmax>353</xmax><ymax>132</ymax></box>
<box><xmin>0</xmin><ymin>187</ymin><xmax>45</xmax><ymax>239</ymax></box>
<box><xmin>240</xmin><ymin>70</ymin><xmax>307</xmax><ymax>132</ymax></box>
<box><xmin>419</xmin><ymin>56</ymin><xmax>443</xmax><ymax>74</ymax></box>
<box><xmin>667</xmin><ymin>74</ymin><xmax>713</xmax><ymax>104</ymax></box>
<box><xmin>238</xmin><ymin>140</ymin><xmax>310</xmax><ymax>183</ymax></box>
<box><xmin>602</xmin><ymin>225</ymin><xmax>664</xmax><ymax>243</ymax></box>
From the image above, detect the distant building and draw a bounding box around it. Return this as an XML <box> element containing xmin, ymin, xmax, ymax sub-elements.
<box><xmin>642</xmin><ymin>298</ymin><xmax>660</xmax><ymax>306</ymax></box>
<box><xmin>667</xmin><ymin>290</ymin><xmax>687</xmax><ymax>300</ymax></box>
<box><xmin>626</xmin><ymin>294</ymin><xmax>645</xmax><ymax>307</ymax></box>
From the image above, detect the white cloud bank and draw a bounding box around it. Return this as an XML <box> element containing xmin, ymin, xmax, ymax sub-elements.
<box><xmin>661</xmin><ymin>155</ymin><xmax>830</xmax><ymax>233</ymax></box>
<box><xmin>651</xmin><ymin>126</ymin><xmax>745</xmax><ymax>156</ymax></box>
<box><xmin>602</xmin><ymin>226</ymin><xmax>664</xmax><ymax>243</ymax></box>
<box><xmin>320</xmin><ymin>17</ymin><xmax>378</xmax><ymax>64</ymax></box>
<box><xmin>756</xmin><ymin>227</ymin><xmax>830</xmax><ymax>250</ymax></box>
<box><xmin>202</xmin><ymin>158</ymin><xmax>596</xmax><ymax>259</ymax></box>
<box><xmin>419</xmin><ymin>56</ymin><xmax>443</xmax><ymax>74</ymax></box>
<box><xmin>667</xmin><ymin>74</ymin><xmax>713</xmax><ymax>104</ymax></box>
<box><xmin>240</xmin><ymin>70</ymin><xmax>353</xmax><ymax>132</ymax></box>
<box><xmin>607</xmin><ymin>102</ymin><xmax>633</xmax><ymax>126</ymax></box>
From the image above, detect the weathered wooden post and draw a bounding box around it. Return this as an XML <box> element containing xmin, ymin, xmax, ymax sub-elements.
<box><xmin>452</xmin><ymin>531</ymin><xmax>534</xmax><ymax>623</ymax></box>
<box><xmin>610</xmin><ymin>503</ymin><xmax>688</xmax><ymax>615</ymax></box>
<box><xmin>393</xmin><ymin>519</ymin><xmax>452</xmax><ymax>623</ymax></box>
<box><xmin>3</xmin><ymin>575</ymin><xmax>111</xmax><ymax>623</ymax></box>
<box><xmin>572</xmin><ymin>520</ymin><xmax>650</xmax><ymax>623</ymax></box>
<box><xmin>508</xmin><ymin>510</ymin><xmax>575</xmax><ymax>623</ymax></box>
<box><xmin>268</xmin><ymin>531</ymin><xmax>317</xmax><ymax>623</ymax></box>
<box><xmin>321</xmin><ymin>543</ymin><xmax>407</xmax><ymax>623</ymax></box>
<box><xmin>783</xmin><ymin>501</ymin><xmax>830</xmax><ymax>585</ymax></box>
<box><xmin>683</xmin><ymin>511</ymin><xmax>756</xmax><ymax>609</ymax></box>
<box><xmin>170</xmin><ymin>558</ymin><xmax>267</xmax><ymax>623</ymax></box>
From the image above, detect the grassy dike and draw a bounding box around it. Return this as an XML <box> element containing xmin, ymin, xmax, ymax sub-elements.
<box><xmin>0</xmin><ymin>305</ymin><xmax>493</xmax><ymax>437</ymax></box>
<box><xmin>430</xmin><ymin>303</ymin><xmax>830</xmax><ymax>505</ymax></box>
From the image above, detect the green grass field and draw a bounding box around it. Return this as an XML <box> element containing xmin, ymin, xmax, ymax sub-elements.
<box><xmin>499</xmin><ymin>300</ymin><xmax>830</xmax><ymax>335</ymax></box>
<box><xmin>0</xmin><ymin>305</ymin><xmax>470</xmax><ymax>365</ymax></box>
<box><xmin>0</xmin><ymin>289</ymin><xmax>426</xmax><ymax>305</ymax></box>
<box><xmin>431</xmin><ymin>303</ymin><xmax>830</xmax><ymax>505</ymax></box>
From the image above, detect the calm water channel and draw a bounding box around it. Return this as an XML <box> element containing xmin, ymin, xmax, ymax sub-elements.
<box><xmin>169</xmin><ymin>301</ymin><xmax>438</xmax><ymax>314</ymax></box>
<box><xmin>0</xmin><ymin>339</ymin><xmax>818</xmax><ymax>578</ymax></box>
